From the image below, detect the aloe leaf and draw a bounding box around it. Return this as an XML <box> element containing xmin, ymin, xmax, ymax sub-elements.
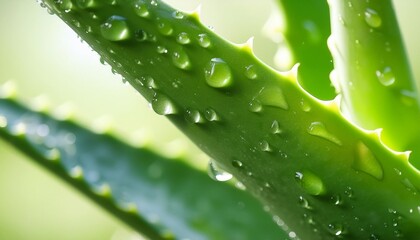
<box><xmin>328</xmin><ymin>0</ymin><xmax>420</xmax><ymax>166</ymax></box>
<box><xmin>39</xmin><ymin>0</ymin><xmax>420</xmax><ymax>239</ymax></box>
<box><xmin>0</xmin><ymin>93</ymin><xmax>285</xmax><ymax>239</ymax></box>
<box><xmin>266</xmin><ymin>0</ymin><xmax>335</xmax><ymax>100</ymax></box>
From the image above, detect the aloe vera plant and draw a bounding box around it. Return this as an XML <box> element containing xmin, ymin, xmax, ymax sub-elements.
<box><xmin>1</xmin><ymin>0</ymin><xmax>420</xmax><ymax>239</ymax></box>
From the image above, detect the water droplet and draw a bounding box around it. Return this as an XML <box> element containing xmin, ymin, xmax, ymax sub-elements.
<box><xmin>172</xmin><ymin>50</ymin><xmax>191</xmax><ymax>70</ymax></box>
<box><xmin>270</xmin><ymin>120</ymin><xmax>283</xmax><ymax>135</ymax></box>
<box><xmin>185</xmin><ymin>109</ymin><xmax>205</xmax><ymax>124</ymax></box>
<box><xmin>133</xmin><ymin>2</ymin><xmax>150</xmax><ymax>18</ymax></box>
<box><xmin>376</xmin><ymin>67</ymin><xmax>395</xmax><ymax>86</ymax></box>
<box><xmin>244</xmin><ymin>65</ymin><xmax>257</xmax><ymax>79</ymax></box>
<box><xmin>138</xmin><ymin>75</ymin><xmax>157</xmax><ymax>89</ymax></box>
<box><xmin>172</xmin><ymin>10</ymin><xmax>184</xmax><ymax>19</ymax></box>
<box><xmin>295</xmin><ymin>171</ymin><xmax>326</xmax><ymax>196</ymax></box>
<box><xmin>258</xmin><ymin>140</ymin><xmax>273</xmax><ymax>152</ymax></box>
<box><xmin>54</xmin><ymin>0</ymin><xmax>73</xmax><ymax>12</ymax></box>
<box><xmin>298</xmin><ymin>196</ymin><xmax>312</xmax><ymax>209</ymax></box>
<box><xmin>235</xmin><ymin>181</ymin><xmax>246</xmax><ymax>190</ymax></box>
<box><xmin>248</xmin><ymin>100</ymin><xmax>263</xmax><ymax>113</ymax></box>
<box><xmin>75</xmin><ymin>0</ymin><xmax>98</xmax><ymax>9</ymax></box>
<box><xmin>198</xmin><ymin>33</ymin><xmax>211</xmax><ymax>48</ymax></box>
<box><xmin>0</xmin><ymin>115</ymin><xmax>7</xmax><ymax>128</ymax></box>
<box><xmin>353</xmin><ymin>141</ymin><xmax>384</xmax><ymax>180</ymax></box>
<box><xmin>204</xmin><ymin>108</ymin><xmax>220</xmax><ymax>121</ymax></box>
<box><xmin>208</xmin><ymin>159</ymin><xmax>232</xmax><ymax>181</ymax></box>
<box><xmin>151</xmin><ymin>93</ymin><xmax>177</xmax><ymax>115</ymax></box>
<box><xmin>69</xmin><ymin>165</ymin><xmax>84</xmax><ymax>179</ymax></box>
<box><xmin>331</xmin><ymin>195</ymin><xmax>344</xmax><ymax>206</ymax></box>
<box><xmin>134</xmin><ymin>29</ymin><xmax>147</xmax><ymax>42</ymax></box>
<box><xmin>365</xmin><ymin>8</ymin><xmax>382</xmax><ymax>28</ymax></box>
<box><xmin>150</xmin><ymin>0</ymin><xmax>158</xmax><ymax>6</ymax></box>
<box><xmin>253</xmin><ymin>87</ymin><xmax>288</xmax><ymax>110</ymax></box>
<box><xmin>101</xmin><ymin>16</ymin><xmax>131</xmax><ymax>41</ymax></box>
<box><xmin>176</xmin><ymin>32</ymin><xmax>191</xmax><ymax>44</ymax></box>
<box><xmin>300</xmin><ymin>99</ymin><xmax>311</xmax><ymax>112</ymax></box>
<box><xmin>307</xmin><ymin>122</ymin><xmax>342</xmax><ymax>145</ymax></box>
<box><xmin>328</xmin><ymin>223</ymin><xmax>346</xmax><ymax>236</ymax></box>
<box><xmin>232</xmin><ymin>159</ymin><xmax>243</xmax><ymax>168</ymax></box>
<box><xmin>204</xmin><ymin>58</ymin><xmax>233</xmax><ymax>88</ymax></box>
<box><xmin>156</xmin><ymin>45</ymin><xmax>168</xmax><ymax>54</ymax></box>
<box><xmin>44</xmin><ymin>148</ymin><xmax>61</xmax><ymax>161</ymax></box>
<box><xmin>344</xmin><ymin>186</ymin><xmax>354</xmax><ymax>198</ymax></box>
<box><xmin>157</xmin><ymin>20</ymin><xmax>173</xmax><ymax>36</ymax></box>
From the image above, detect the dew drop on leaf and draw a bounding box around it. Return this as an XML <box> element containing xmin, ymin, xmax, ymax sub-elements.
<box><xmin>185</xmin><ymin>109</ymin><xmax>205</xmax><ymax>124</ymax></box>
<box><xmin>133</xmin><ymin>2</ymin><xmax>150</xmax><ymax>18</ymax></box>
<box><xmin>176</xmin><ymin>32</ymin><xmax>190</xmax><ymax>44</ymax></box>
<box><xmin>157</xmin><ymin>20</ymin><xmax>173</xmax><ymax>36</ymax></box>
<box><xmin>307</xmin><ymin>122</ymin><xmax>342</xmax><ymax>145</ymax></box>
<box><xmin>353</xmin><ymin>141</ymin><xmax>384</xmax><ymax>180</ymax></box>
<box><xmin>204</xmin><ymin>108</ymin><xmax>220</xmax><ymax>121</ymax></box>
<box><xmin>100</xmin><ymin>16</ymin><xmax>131</xmax><ymax>41</ymax></box>
<box><xmin>258</xmin><ymin>140</ymin><xmax>273</xmax><ymax>152</ymax></box>
<box><xmin>270</xmin><ymin>120</ymin><xmax>283</xmax><ymax>135</ymax></box>
<box><xmin>248</xmin><ymin>100</ymin><xmax>263</xmax><ymax>113</ymax></box>
<box><xmin>150</xmin><ymin>93</ymin><xmax>177</xmax><ymax>115</ymax></box>
<box><xmin>231</xmin><ymin>159</ymin><xmax>243</xmax><ymax>168</ymax></box>
<box><xmin>198</xmin><ymin>33</ymin><xmax>211</xmax><ymax>48</ymax></box>
<box><xmin>376</xmin><ymin>67</ymin><xmax>395</xmax><ymax>86</ymax></box>
<box><xmin>295</xmin><ymin>171</ymin><xmax>326</xmax><ymax>196</ymax></box>
<box><xmin>253</xmin><ymin>87</ymin><xmax>288</xmax><ymax>110</ymax></box>
<box><xmin>207</xmin><ymin>159</ymin><xmax>232</xmax><ymax>182</ymax></box>
<box><xmin>204</xmin><ymin>58</ymin><xmax>233</xmax><ymax>88</ymax></box>
<box><xmin>75</xmin><ymin>0</ymin><xmax>98</xmax><ymax>9</ymax></box>
<box><xmin>364</xmin><ymin>8</ymin><xmax>382</xmax><ymax>28</ymax></box>
<box><xmin>54</xmin><ymin>0</ymin><xmax>73</xmax><ymax>12</ymax></box>
<box><xmin>244</xmin><ymin>65</ymin><xmax>257</xmax><ymax>79</ymax></box>
<box><xmin>172</xmin><ymin>50</ymin><xmax>191</xmax><ymax>70</ymax></box>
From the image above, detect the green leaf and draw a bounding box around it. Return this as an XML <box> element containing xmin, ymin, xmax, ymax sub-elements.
<box><xmin>328</xmin><ymin>0</ymin><xmax>420</xmax><ymax>167</ymax></box>
<box><xmin>38</xmin><ymin>0</ymin><xmax>420</xmax><ymax>239</ymax></box>
<box><xmin>268</xmin><ymin>0</ymin><xmax>335</xmax><ymax>100</ymax></box>
<box><xmin>0</xmin><ymin>93</ymin><xmax>286</xmax><ymax>240</ymax></box>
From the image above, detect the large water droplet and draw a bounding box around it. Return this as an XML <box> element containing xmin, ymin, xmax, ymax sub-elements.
<box><xmin>157</xmin><ymin>20</ymin><xmax>173</xmax><ymax>36</ymax></box>
<box><xmin>307</xmin><ymin>122</ymin><xmax>342</xmax><ymax>145</ymax></box>
<box><xmin>185</xmin><ymin>109</ymin><xmax>205</xmax><ymax>124</ymax></box>
<box><xmin>172</xmin><ymin>50</ymin><xmax>191</xmax><ymax>70</ymax></box>
<box><xmin>270</xmin><ymin>120</ymin><xmax>283</xmax><ymax>135</ymax></box>
<box><xmin>151</xmin><ymin>93</ymin><xmax>177</xmax><ymax>115</ymax></box>
<box><xmin>364</xmin><ymin>8</ymin><xmax>382</xmax><ymax>28</ymax></box>
<box><xmin>101</xmin><ymin>16</ymin><xmax>131</xmax><ymax>41</ymax></box>
<box><xmin>259</xmin><ymin>140</ymin><xmax>273</xmax><ymax>152</ymax></box>
<box><xmin>254</xmin><ymin>87</ymin><xmax>288</xmax><ymax>110</ymax></box>
<box><xmin>133</xmin><ymin>2</ymin><xmax>150</xmax><ymax>18</ymax></box>
<box><xmin>295</xmin><ymin>171</ymin><xmax>326</xmax><ymax>196</ymax></box>
<box><xmin>204</xmin><ymin>108</ymin><xmax>220</xmax><ymax>121</ymax></box>
<box><xmin>198</xmin><ymin>33</ymin><xmax>211</xmax><ymax>48</ymax></box>
<box><xmin>248</xmin><ymin>100</ymin><xmax>263</xmax><ymax>113</ymax></box>
<box><xmin>176</xmin><ymin>32</ymin><xmax>191</xmax><ymax>45</ymax></box>
<box><xmin>204</xmin><ymin>58</ymin><xmax>233</xmax><ymax>88</ymax></box>
<box><xmin>300</xmin><ymin>99</ymin><xmax>311</xmax><ymax>112</ymax></box>
<box><xmin>376</xmin><ymin>67</ymin><xmax>395</xmax><ymax>86</ymax></box>
<box><xmin>244</xmin><ymin>65</ymin><xmax>257</xmax><ymax>79</ymax></box>
<box><xmin>172</xmin><ymin>10</ymin><xmax>184</xmax><ymax>19</ymax></box>
<box><xmin>353</xmin><ymin>141</ymin><xmax>384</xmax><ymax>180</ymax></box>
<box><xmin>208</xmin><ymin>159</ymin><xmax>232</xmax><ymax>182</ymax></box>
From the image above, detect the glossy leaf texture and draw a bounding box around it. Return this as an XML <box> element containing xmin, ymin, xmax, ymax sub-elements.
<box><xmin>328</xmin><ymin>0</ymin><xmax>420</xmax><ymax>168</ymax></box>
<box><xmin>265</xmin><ymin>0</ymin><xmax>335</xmax><ymax>100</ymax></box>
<box><xmin>39</xmin><ymin>0</ymin><xmax>420</xmax><ymax>239</ymax></box>
<box><xmin>0</xmin><ymin>93</ymin><xmax>285</xmax><ymax>240</ymax></box>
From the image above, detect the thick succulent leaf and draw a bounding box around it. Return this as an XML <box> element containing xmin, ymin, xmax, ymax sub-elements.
<box><xmin>0</xmin><ymin>93</ymin><xmax>286</xmax><ymax>240</ymax></box>
<box><xmin>40</xmin><ymin>0</ymin><xmax>420</xmax><ymax>239</ymax></box>
<box><xmin>328</xmin><ymin>0</ymin><xmax>420</xmax><ymax>167</ymax></box>
<box><xmin>266</xmin><ymin>0</ymin><xmax>335</xmax><ymax>100</ymax></box>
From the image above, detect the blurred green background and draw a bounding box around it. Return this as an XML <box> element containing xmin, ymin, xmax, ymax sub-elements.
<box><xmin>0</xmin><ymin>0</ymin><xmax>418</xmax><ymax>239</ymax></box>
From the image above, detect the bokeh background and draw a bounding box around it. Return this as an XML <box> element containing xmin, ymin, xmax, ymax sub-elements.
<box><xmin>0</xmin><ymin>1</ymin><xmax>418</xmax><ymax>239</ymax></box>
